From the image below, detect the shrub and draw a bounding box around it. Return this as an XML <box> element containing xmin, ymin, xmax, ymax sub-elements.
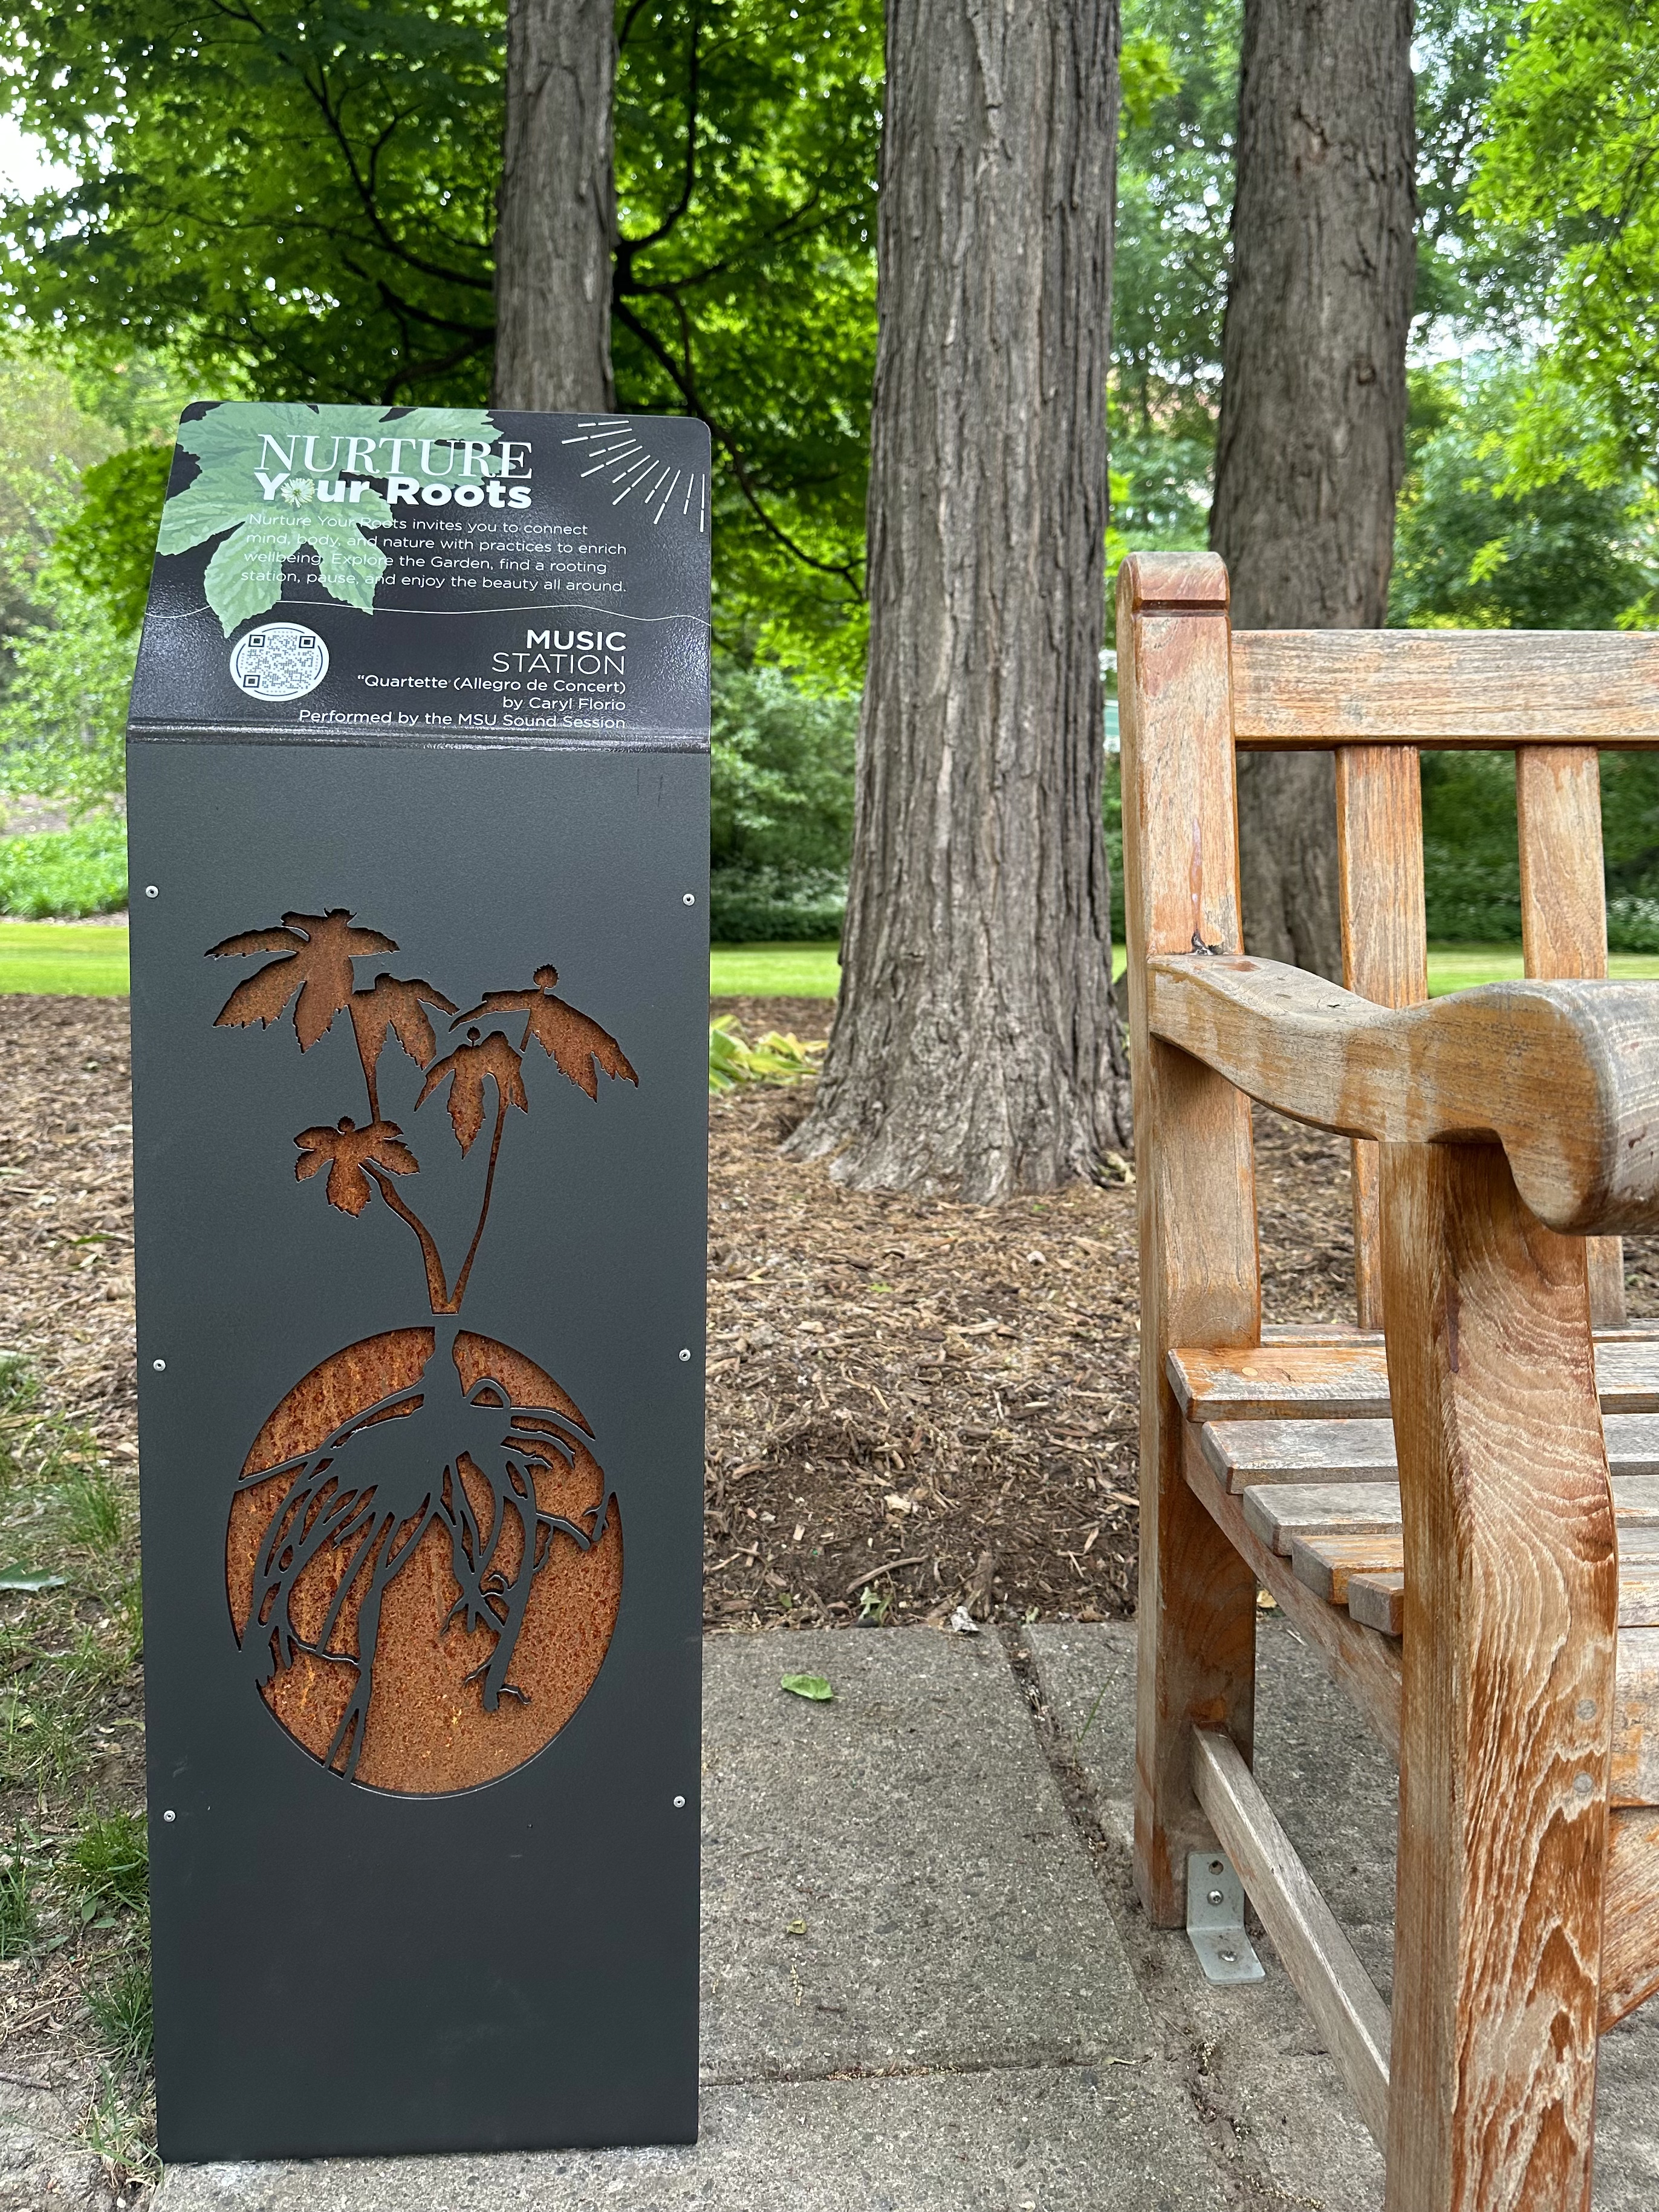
<box><xmin>0</xmin><ymin>815</ymin><xmax>127</xmax><ymax>917</ymax></box>
<box><xmin>710</xmin><ymin>662</ymin><xmax>856</xmax><ymax>941</ymax></box>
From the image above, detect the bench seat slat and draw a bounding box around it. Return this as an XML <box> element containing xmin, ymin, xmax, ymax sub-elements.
<box><xmin>1243</xmin><ymin>1473</ymin><xmax>1659</xmax><ymax>1557</ymax></box>
<box><xmin>1288</xmin><ymin>1526</ymin><xmax>1659</xmax><ymax>1625</ymax></box>
<box><xmin>1348</xmin><ymin>1572</ymin><xmax>1405</xmax><ymax>1638</ymax></box>
<box><xmin>1171</xmin><ymin>1336</ymin><xmax>1659</xmax><ymax>1423</ymax></box>
<box><xmin>1204</xmin><ymin>1411</ymin><xmax>1659</xmax><ymax>1491</ymax></box>
<box><xmin>1184</xmin><ymin>1428</ymin><xmax>1659</xmax><ymax>1805</ymax></box>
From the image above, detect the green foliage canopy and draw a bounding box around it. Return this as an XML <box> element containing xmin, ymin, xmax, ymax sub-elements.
<box><xmin>1473</xmin><ymin>1</ymin><xmax>1659</xmax><ymax>499</ymax></box>
<box><xmin>1109</xmin><ymin>0</ymin><xmax>1238</xmax><ymax>568</ymax></box>
<box><xmin>0</xmin><ymin>0</ymin><xmax>880</xmax><ymax>679</ymax></box>
<box><xmin>50</xmin><ymin>444</ymin><xmax>173</xmax><ymax>636</ymax></box>
<box><xmin>1391</xmin><ymin>362</ymin><xmax>1657</xmax><ymax>630</ymax></box>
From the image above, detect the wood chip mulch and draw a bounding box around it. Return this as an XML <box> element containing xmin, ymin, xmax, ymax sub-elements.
<box><xmin>704</xmin><ymin>996</ymin><xmax>1380</xmax><ymax>1632</ymax></box>
<box><xmin>0</xmin><ymin>995</ymin><xmax>137</xmax><ymax>1442</ymax></box>
<box><xmin>4</xmin><ymin>989</ymin><xmax>1655</xmax><ymax>1647</ymax></box>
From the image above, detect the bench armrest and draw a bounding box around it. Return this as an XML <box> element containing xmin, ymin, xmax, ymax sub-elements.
<box><xmin>1146</xmin><ymin>953</ymin><xmax>1659</xmax><ymax>1236</ymax></box>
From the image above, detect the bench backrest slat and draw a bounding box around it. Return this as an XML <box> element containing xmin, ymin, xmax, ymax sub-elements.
<box><xmin>1232</xmin><ymin>629</ymin><xmax>1659</xmax><ymax>747</ymax></box>
<box><xmin>1517</xmin><ymin>746</ymin><xmax>1625</xmax><ymax>1324</ymax></box>
<box><xmin>1335</xmin><ymin>747</ymin><xmax>1428</xmax><ymax>1327</ymax></box>
<box><xmin>1120</xmin><ymin>555</ymin><xmax>1657</xmax><ymax>1340</ymax></box>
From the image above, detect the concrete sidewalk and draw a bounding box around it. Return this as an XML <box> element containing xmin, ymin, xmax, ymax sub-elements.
<box><xmin>140</xmin><ymin>1622</ymin><xmax>1659</xmax><ymax>2209</ymax></box>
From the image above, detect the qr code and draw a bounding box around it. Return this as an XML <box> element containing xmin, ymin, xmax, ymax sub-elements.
<box><xmin>229</xmin><ymin>623</ymin><xmax>329</xmax><ymax>702</ymax></box>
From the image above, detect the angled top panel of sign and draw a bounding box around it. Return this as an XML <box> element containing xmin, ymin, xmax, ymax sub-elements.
<box><xmin>128</xmin><ymin>403</ymin><xmax>712</xmax><ymax>750</ymax></box>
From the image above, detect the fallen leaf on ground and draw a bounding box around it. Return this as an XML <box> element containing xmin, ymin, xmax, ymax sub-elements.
<box><xmin>781</xmin><ymin>1673</ymin><xmax>834</xmax><ymax>1701</ymax></box>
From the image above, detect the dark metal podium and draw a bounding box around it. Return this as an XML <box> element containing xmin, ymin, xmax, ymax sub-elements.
<box><xmin>126</xmin><ymin>404</ymin><xmax>709</xmax><ymax>2159</ymax></box>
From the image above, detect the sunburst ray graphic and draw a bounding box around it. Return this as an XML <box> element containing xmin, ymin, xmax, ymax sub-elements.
<box><xmin>560</xmin><ymin>418</ymin><xmax>709</xmax><ymax>532</ymax></box>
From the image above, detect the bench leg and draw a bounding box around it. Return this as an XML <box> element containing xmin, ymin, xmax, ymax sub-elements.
<box><xmin>1381</xmin><ymin>1142</ymin><xmax>1616</xmax><ymax>2212</ymax></box>
<box><xmin>1134</xmin><ymin>1358</ymin><xmax>1258</xmax><ymax>1924</ymax></box>
<box><xmin>1134</xmin><ymin>1042</ymin><xmax>1259</xmax><ymax>1926</ymax></box>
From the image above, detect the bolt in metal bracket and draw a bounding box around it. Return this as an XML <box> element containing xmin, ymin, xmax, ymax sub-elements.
<box><xmin>1186</xmin><ymin>1850</ymin><xmax>1265</xmax><ymax>1985</ymax></box>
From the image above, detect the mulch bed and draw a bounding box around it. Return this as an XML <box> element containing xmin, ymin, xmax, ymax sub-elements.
<box><xmin>5</xmin><ymin>989</ymin><xmax>1656</xmax><ymax>1647</ymax></box>
<box><xmin>705</xmin><ymin>996</ymin><xmax>1376</xmax><ymax>1632</ymax></box>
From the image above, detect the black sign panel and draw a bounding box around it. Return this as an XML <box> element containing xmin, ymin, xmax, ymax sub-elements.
<box><xmin>127</xmin><ymin>405</ymin><xmax>709</xmax><ymax>2161</ymax></box>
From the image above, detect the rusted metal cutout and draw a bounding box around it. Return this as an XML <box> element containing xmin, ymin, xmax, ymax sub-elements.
<box><xmin>209</xmin><ymin>908</ymin><xmax>635</xmax><ymax>1790</ymax></box>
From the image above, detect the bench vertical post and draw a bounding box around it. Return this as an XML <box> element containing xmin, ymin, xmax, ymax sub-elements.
<box><xmin>1118</xmin><ymin>551</ymin><xmax>1261</xmax><ymax>1924</ymax></box>
<box><xmin>1380</xmin><ymin>1139</ymin><xmax>1616</xmax><ymax>2210</ymax></box>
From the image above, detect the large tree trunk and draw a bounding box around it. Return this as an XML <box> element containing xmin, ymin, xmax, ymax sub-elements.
<box><xmin>492</xmin><ymin>0</ymin><xmax>616</xmax><ymax>409</ymax></box>
<box><xmin>787</xmin><ymin>0</ymin><xmax>1129</xmax><ymax>1203</ymax></box>
<box><xmin>1209</xmin><ymin>0</ymin><xmax>1415</xmax><ymax>979</ymax></box>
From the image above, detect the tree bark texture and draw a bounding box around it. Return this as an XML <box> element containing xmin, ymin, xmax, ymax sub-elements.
<box><xmin>492</xmin><ymin>0</ymin><xmax>615</xmax><ymax>411</ymax></box>
<box><xmin>787</xmin><ymin>0</ymin><xmax>1130</xmax><ymax>1203</ymax></box>
<box><xmin>1210</xmin><ymin>0</ymin><xmax>1416</xmax><ymax>980</ymax></box>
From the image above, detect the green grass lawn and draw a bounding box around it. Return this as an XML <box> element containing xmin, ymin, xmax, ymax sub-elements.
<box><xmin>708</xmin><ymin>939</ymin><xmax>1659</xmax><ymax>1001</ymax></box>
<box><xmin>4</xmin><ymin>926</ymin><xmax>1657</xmax><ymax>1006</ymax></box>
<box><xmin>0</xmin><ymin>922</ymin><xmax>131</xmax><ymax>997</ymax></box>
<box><xmin>1426</xmin><ymin>945</ymin><xmax>1659</xmax><ymax>994</ymax></box>
<box><xmin>709</xmin><ymin>940</ymin><xmax>842</xmax><ymax>997</ymax></box>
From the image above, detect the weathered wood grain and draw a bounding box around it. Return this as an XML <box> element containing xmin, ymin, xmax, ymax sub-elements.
<box><xmin>1243</xmin><ymin>1479</ymin><xmax>1403</xmax><ymax>1553</ymax></box>
<box><xmin>1291</xmin><ymin>1531</ymin><xmax>1407</xmax><ymax>1607</ymax></box>
<box><xmin>1516</xmin><ymin>745</ymin><xmax>1626</xmax><ymax>1329</ymax></box>
<box><xmin>1120</xmin><ymin>550</ymin><xmax>1261</xmax><ymax>1928</ymax></box>
<box><xmin>1230</xmin><ymin>627</ymin><xmax>1659</xmax><ymax>746</ymax></box>
<box><xmin>1205</xmin><ymin>1410</ymin><xmax>1659</xmax><ymax>1491</ymax></box>
<box><xmin>1380</xmin><ymin>1140</ymin><xmax>1616</xmax><ymax>2212</ymax></box>
<box><xmin>1184</xmin><ymin>1423</ymin><xmax>1402</xmax><ymax>1761</ymax></box>
<box><xmin>1349</xmin><ymin>1572</ymin><xmax>1406</xmax><ymax>1638</ymax></box>
<box><xmin>1187</xmin><ymin>1423</ymin><xmax>1659</xmax><ymax>1807</ymax></box>
<box><xmin>1600</xmin><ymin>1809</ymin><xmax>1659</xmax><ymax>2030</ymax></box>
<box><xmin>1193</xmin><ymin>1726</ymin><xmax>1392</xmax><ymax>2149</ymax></box>
<box><xmin>1172</xmin><ymin>1342</ymin><xmax>1395</xmax><ymax>1421</ymax></box>
<box><xmin>1609</xmin><ymin>1635</ymin><xmax>1659</xmax><ymax>1814</ymax></box>
<box><xmin>1246</xmin><ymin>1474</ymin><xmax>1659</xmax><ymax>1560</ymax></box>
<box><xmin>1288</xmin><ymin>1528</ymin><xmax>1659</xmax><ymax>1625</ymax></box>
<box><xmin>1149</xmin><ymin>953</ymin><xmax>1659</xmax><ymax>1237</ymax></box>
<box><xmin>1172</xmin><ymin>1338</ymin><xmax>1659</xmax><ymax>1425</ymax></box>
<box><xmin>1200</xmin><ymin>1413</ymin><xmax>1398</xmax><ymax>1488</ymax></box>
<box><xmin>1335</xmin><ymin>745</ymin><xmax>1427</xmax><ymax>1330</ymax></box>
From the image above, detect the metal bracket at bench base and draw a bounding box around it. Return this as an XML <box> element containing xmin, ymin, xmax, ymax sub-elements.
<box><xmin>1192</xmin><ymin>1727</ymin><xmax>1392</xmax><ymax>2150</ymax></box>
<box><xmin>1186</xmin><ymin>1849</ymin><xmax>1265</xmax><ymax>1983</ymax></box>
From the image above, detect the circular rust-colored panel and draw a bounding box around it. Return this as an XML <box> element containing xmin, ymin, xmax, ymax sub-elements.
<box><xmin>227</xmin><ymin>1327</ymin><xmax>622</xmax><ymax>1794</ymax></box>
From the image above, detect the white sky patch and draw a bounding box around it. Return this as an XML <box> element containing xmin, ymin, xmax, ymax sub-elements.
<box><xmin>0</xmin><ymin>114</ymin><xmax>76</xmax><ymax>200</ymax></box>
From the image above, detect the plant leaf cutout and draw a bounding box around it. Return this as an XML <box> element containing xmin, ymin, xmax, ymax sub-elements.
<box><xmin>159</xmin><ymin>400</ymin><xmax>501</xmax><ymax>634</ymax></box>
<box><xmin>209</xmin><ymin>909</ymin><xmax>399</xmax><ymax>1050</ymax></box>
<box><xmin>294</xmin><ymin>1118</ymin><xmax>420</xmax><ymax>1215</ymax></box>
<box><xmin>452</xmin><ymin>966</ymin><xmax>637</xmax><ymax>1100</ymax></box>
<box><xmin>350</xmin><ymin>975</ymin><xmax>458</xmax><ymax>1079</ymax></box>
<box><xmin>417</xmin><ymin>1029</ymin><xmax>529</xmax><ymax>1153</ymax></box>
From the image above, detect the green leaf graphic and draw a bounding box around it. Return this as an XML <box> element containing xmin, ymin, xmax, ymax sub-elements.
<box><xmin>314</xmin><ymin>515</ymin><xmax>391</xmax><ymax>612</ymax></box>
<box><xmin>202</xmin><ymin>515</ymin><xmax>310</xmax><ymax>634</ymax></box>
<box><xmin>162</xmin><ymin>401</ymin><xmax>500</xmax><ymax>635</ymax></box>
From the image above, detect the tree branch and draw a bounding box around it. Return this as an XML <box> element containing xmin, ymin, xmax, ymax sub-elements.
<box><xmin>207</xmin><ymin>0</ymin><xmax>494</xmax><ymax>292</ymax></box>
<box><xmin>625</xmin><ymin>7</ymin><xmax>702</xmax><ymax>253</ymax></box>
<box><xmin>611</xmin><ymin>294</ymin><xmax>864</xmax><ymax>593</ymax></box>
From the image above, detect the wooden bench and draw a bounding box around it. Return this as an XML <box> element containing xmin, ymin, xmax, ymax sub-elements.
<box><xmin>1118</xmin><ymin>550</ymin><xmax>1659</xmax><ymax>2207</ymax></box>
